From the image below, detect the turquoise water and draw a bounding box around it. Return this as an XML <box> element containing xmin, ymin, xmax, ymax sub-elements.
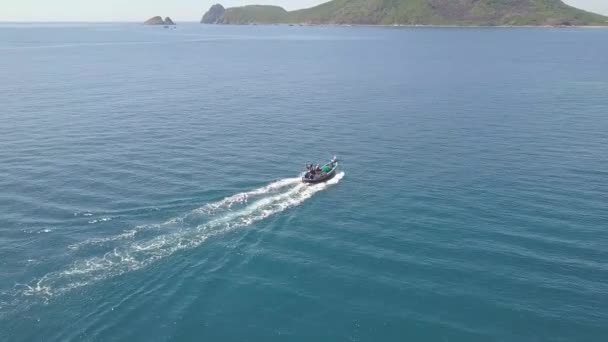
<box><xmin>1</xmin><ymin>23</ymin><xmax>607</xmax><ymax>341</ymax></box>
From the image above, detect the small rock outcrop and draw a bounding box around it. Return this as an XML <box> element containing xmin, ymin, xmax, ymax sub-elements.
<box><xmin>201</xmin><ymin>4</ymin><xmax>226</xmax><ymax>24</ymax></box>
<box><xmin>144</xmin><ymin>16</ymin><xmax>176</xmax><ymax>25</ymax></box>
<box><xmin>144</xmin><ymin>16</ymin><xmax>164</xmax><ymax>25</ymax></box>
<box><xmin>164</xmin><ymin>17</ymin><xmax>176</xmax><ymax>25</ymax></box>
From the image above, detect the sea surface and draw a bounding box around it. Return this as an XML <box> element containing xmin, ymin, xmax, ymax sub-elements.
<box><xmin>0</xmin><ymin>23</ymin><xmax>607</xmax><ymax>341</ymax></box>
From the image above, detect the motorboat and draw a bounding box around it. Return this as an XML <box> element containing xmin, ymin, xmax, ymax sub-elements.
<box><xmin>302</xmin><ymin>156</ymin><xmax>338</xmax><ymax>184</ymax></box>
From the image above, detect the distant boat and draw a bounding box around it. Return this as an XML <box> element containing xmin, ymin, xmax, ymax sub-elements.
<box><xmin>302</xmin><ymin>156</ymin><xmax>338</xmax><ymax>184</ymax></box>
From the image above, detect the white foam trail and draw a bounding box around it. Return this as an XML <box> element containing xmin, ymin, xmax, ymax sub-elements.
<box><xmin>67</xmin><ymin>177</ymin><xmax>301</xmax><ymax>251</ymax></box>
<box><xmin>195</xmin><ymin>177</ymin><xmax>300</xmax><ymax>214</ymax></box>
<box><xmin>20</xmin><ymin>173</ymin><xmax>344</xmax><ymax>299</ymax></box>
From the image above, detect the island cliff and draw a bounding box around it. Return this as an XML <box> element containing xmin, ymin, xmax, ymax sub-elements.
<box><xmin>201</xmin><ymin>4</ymin><xmax>227</xmax><ymax>24</ymax></box>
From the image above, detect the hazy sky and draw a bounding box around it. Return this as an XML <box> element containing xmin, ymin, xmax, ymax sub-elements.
<box><xmin>2</xmin><ymin>0</ymin><xmax>607</xmax><ymax>22</ymax></box>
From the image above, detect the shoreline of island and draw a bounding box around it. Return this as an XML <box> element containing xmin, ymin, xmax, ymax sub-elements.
<box><xmin>2</xmin><ymin>21</ymin><xmax>607</xmax><ymax>29</ymax></box>
<box><xmin>198</xmin><ymin>22</ymin><xmax>608</xmax><ymax>29</ymax></box>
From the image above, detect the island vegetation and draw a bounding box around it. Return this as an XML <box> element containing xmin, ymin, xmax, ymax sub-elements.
<box><xmin>201</xmin><ymin>0</ymin><xmax>608</xmax><ymax>26</ymax></box>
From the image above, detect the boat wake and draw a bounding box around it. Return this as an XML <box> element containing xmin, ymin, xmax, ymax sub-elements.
<box><xmin>16</xmin><ymin>172</ymin><xmax>344</xmax><ymax>301</ymax></box>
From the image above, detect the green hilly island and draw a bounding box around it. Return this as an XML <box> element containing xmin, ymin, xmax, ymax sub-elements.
<box><xmin>201</xmin><ymin>0</ymin><xmax>608</xmax><ymax>26</ymax></box>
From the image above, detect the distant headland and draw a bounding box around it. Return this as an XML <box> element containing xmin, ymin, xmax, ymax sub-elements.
<box><xmin>144</xmin><ymin>16</ymin><xmax>176</xmax><ymax>26</ymax></box>
<box><xmin>201</xmin><ymin>0</ymin><xmax>608</xmax><ymax>26</ymax></box>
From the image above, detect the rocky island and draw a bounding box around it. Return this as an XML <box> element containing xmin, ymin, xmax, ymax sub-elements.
<box><xmin>144</xmin><ymin>16</ymin><xmax>176</xmax><ymax>25</ymax></box>
<box><xmin>201</xmin><ymin>0</ymin><xmax>608</xmax><ymax>26</ymax></box>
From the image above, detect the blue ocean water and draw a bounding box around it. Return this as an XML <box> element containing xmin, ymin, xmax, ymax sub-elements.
<box><xmin>1</xmin><ymin>23</ymin><xmax>607</xmax><ymax>341</ymax></box>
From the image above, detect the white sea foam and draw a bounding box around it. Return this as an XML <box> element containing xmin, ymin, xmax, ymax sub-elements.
<box><xmin>88</xmin><ymin>217</ymin><xmax>113</xmax><ymax>224</ymax></box>
<box><xmin>21</xmin><ymin>228</ymin><xmax>54</xmax><ymax>235</ymax></box>
<box><xmin>74</xmin><ymin>212</ymin><xmax>94</xmax><ymax>217</ymax></box>
<box><xmin>21</xmin><ymin>173</ymin><xmax>344</xmax><ymax>299</ymax></box>
<box><xmin>67</xmin><ymin>229</ymin><xmax>139</xmax><ymax>250</ymax></box>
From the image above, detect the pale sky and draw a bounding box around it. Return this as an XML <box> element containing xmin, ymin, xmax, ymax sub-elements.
<box><xmin>1</xmin><ymin>0</ymin><xmax>607</xmax><ymax>22</ymax></box>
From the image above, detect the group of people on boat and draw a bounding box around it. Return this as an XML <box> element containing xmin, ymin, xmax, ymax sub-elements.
<box><xmin>305</xmin><ymin>163</ymin><xmax>322</xmax><ymax>175</ymax></box>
